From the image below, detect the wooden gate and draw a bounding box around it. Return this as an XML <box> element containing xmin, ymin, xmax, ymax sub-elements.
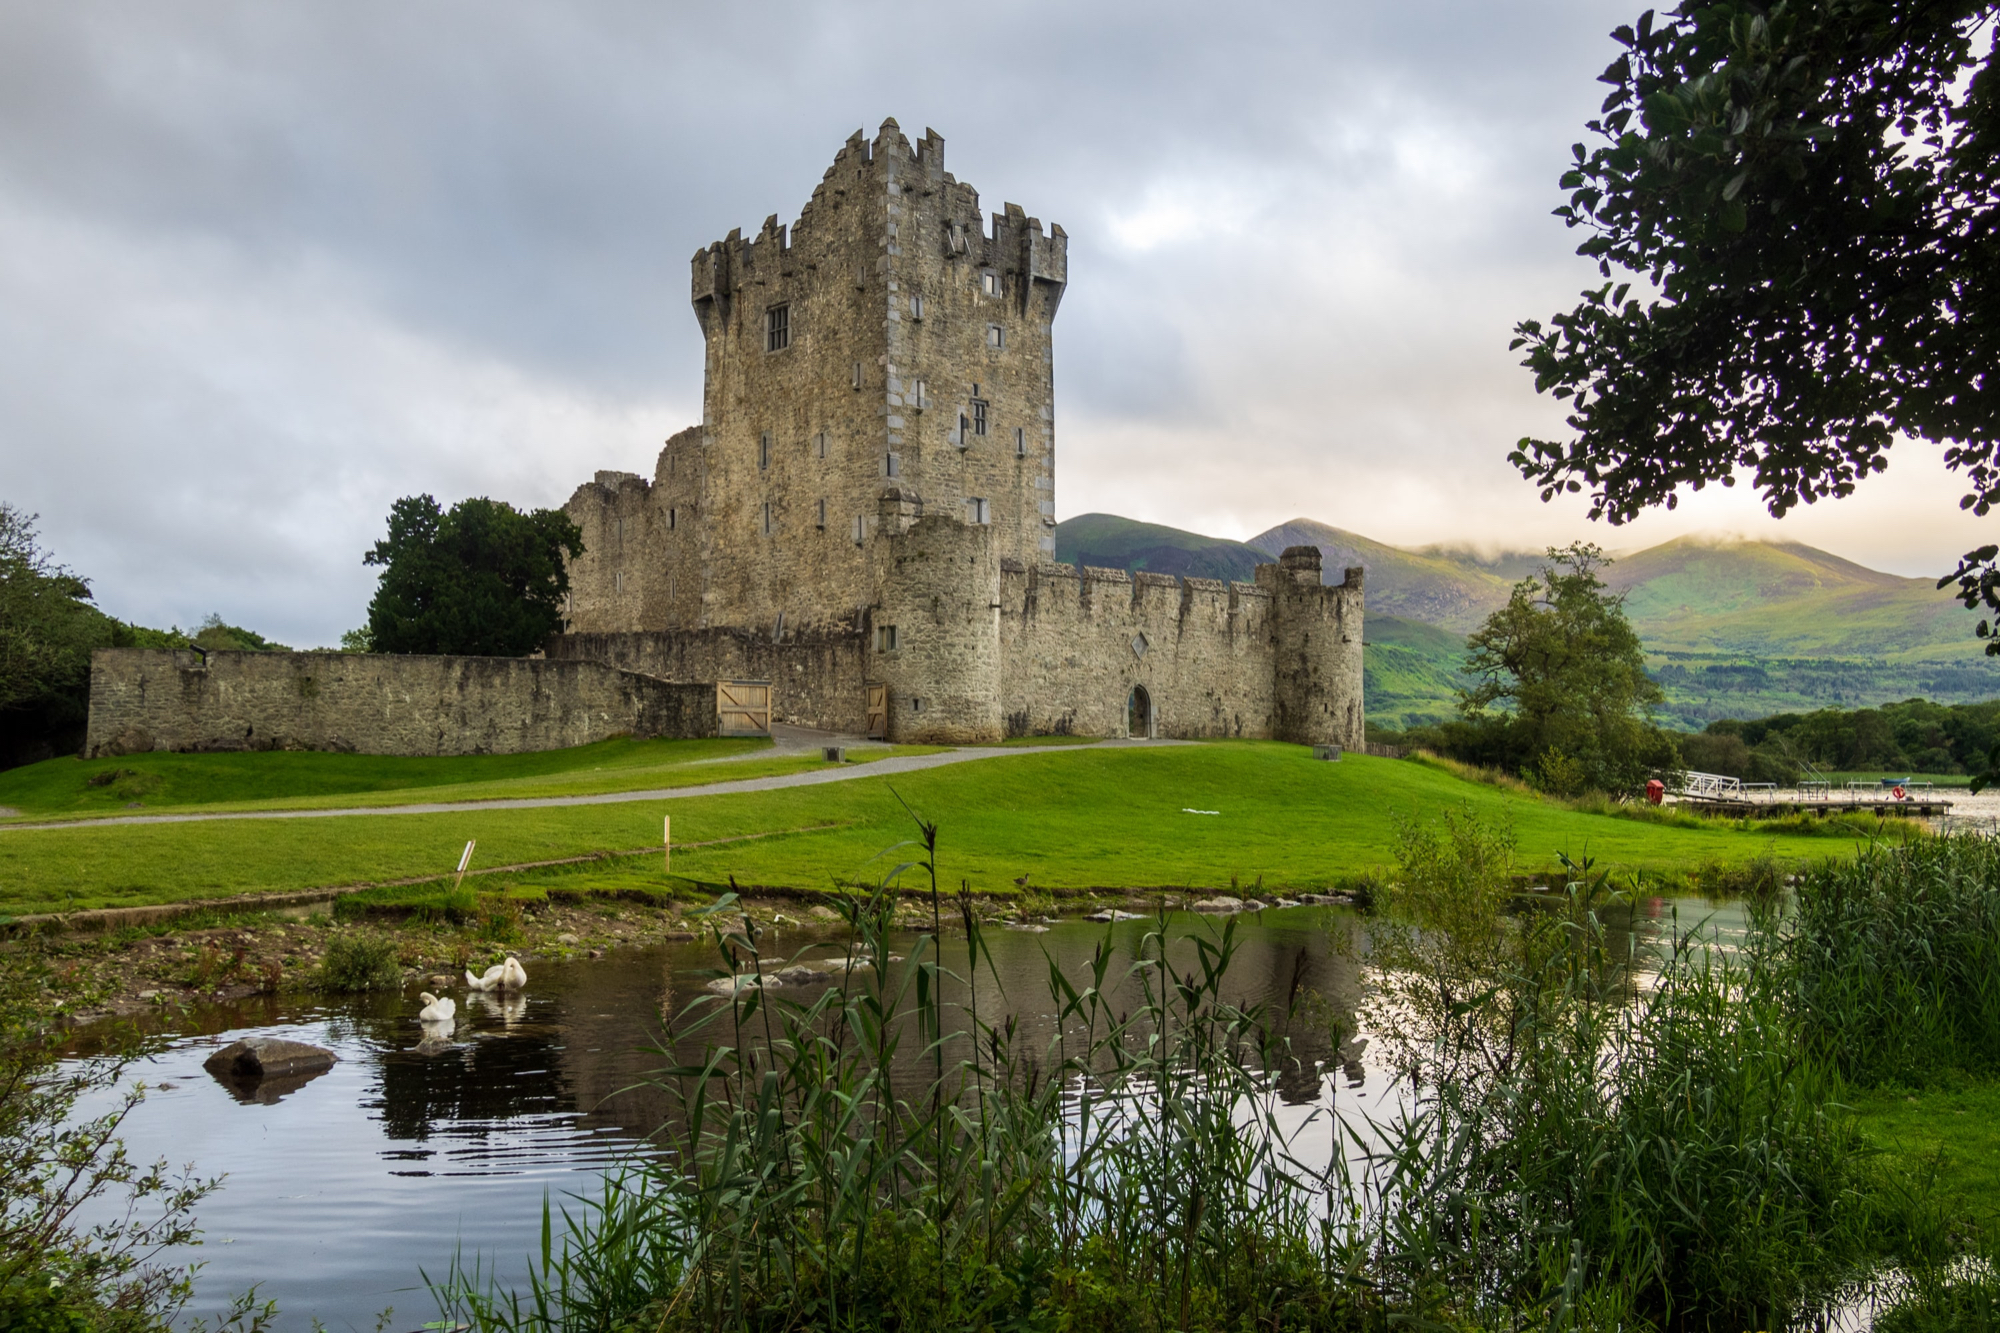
<box><xmin>717</xmin><ymin>680</ymin><xmax>772</xmax><ymax>736</ymax></box>
<box><xmin>865</xmin><ymin>683</ymin><xmax>887</xmax><ymax>740</ymax></box>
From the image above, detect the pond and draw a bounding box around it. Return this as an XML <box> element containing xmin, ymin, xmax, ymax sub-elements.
<box><xmin>70</xmin><ymin>894</ymin><xmax>1744</xmax><ymax>1331</ymax></box>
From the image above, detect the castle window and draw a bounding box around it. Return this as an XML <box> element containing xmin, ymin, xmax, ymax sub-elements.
<box><xmin>971</xmin><ymin>399</ymin><xmax>988</xmax><ymax>436</ymax></box>
<box><xmin>909</xmin><ymin>294</ymin><xmax>924</xmax><ymax>320</ymax></box>
<box><xmin>765</xmin><ymin>304</ymin><xmax>790</xmax><ymax>352</ymax></box>
<box><xmin>981</xmin><ymin>270</ymin><xmax>998</xmax><ymax>296</ymax></box>
<box><xmin>814</xmin><ymin>431</ymin><xmax>828</xmax><ymax>459</ymax></box>
<box><xmin>986</xmin><ymin>324</ymin><xmax>1005</xmax><ymax>350</ymax></box>
<box><xmin>761</xmin><ymin>502</ymin><xmax>772</xmax><ymax>535</ymax></box>
<box><xmin>912</xmin><ymin>379</ymin><xmax>928</xmax><ymax>410</ymax></box>
<box><xmin>668</xmin><ymin>507</ymin><xmax>676</xmax><ymax>530</ymax></box>
<box><xmin>614</xmin><ymin>570</ymin><xmax>624</xmax><ymax>593</ymax></box>
<box><xmin>759</xmin><ymin>432</ymin><xmax>771</xmax><ymax>470</ymax></box>
<box><xmin>910</xmin><ymin>696</ymin><xmax>923</xmax><ymax>713</ymax></box>
<box><xmin>852</xmin><ymin>360</ymin><xmax>863</xmax><ymax>389</ymax></box>
<box><xmin>875</xmin><ymin>624</ymin><xmax>899</xmax><ymax>652</ymax></box>
<box><xmin>1014</xmin><ymin>426</ymin><xmax>1026</xmax><ymax>457</ymax></box>
<box><xmin>956</xmin><ymin>413</ymin><xmax>970</xmax><ymax>448</ymax></box>
<box><xmin>853</xmin><ymin>514</ymin><xmax>866</xmax><ymax>544</ymax></box>
<box><xmin>967</xmin><ymin>497</ymin><xmax>989</xmax><ymax>525</ymax></box>
<box><xmin>948</xmin><ymin>222</ymin><xmax>968</xmax><ymax>254</ymax></box>
<box><xmin>883</xmin><ymin>452</ymin><xmax>900</xmax><ymax>478</ymax></box>
<box><xmin>816</xmin><ymin>498</ymin><xmax>826</xmax><ymax>528</ymax></box>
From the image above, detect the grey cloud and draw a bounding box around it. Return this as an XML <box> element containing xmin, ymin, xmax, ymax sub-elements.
<box><xmin>14</xmin><ymin>0</ymin><xmax>1944</xmax><ymax>648</ymax></box>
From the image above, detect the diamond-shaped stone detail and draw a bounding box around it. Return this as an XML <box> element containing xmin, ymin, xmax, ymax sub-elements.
<box><xmin>1131</xmin><ymin>633</ymin><xmax>1149</xmax><ymax>660</ymax></box>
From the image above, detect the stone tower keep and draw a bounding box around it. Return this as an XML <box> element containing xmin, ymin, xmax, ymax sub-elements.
<box><xmin>565</xmin><ymin>119</ymin><xmax>1064</xmax><ymax>637</ymax></box>
<box><xmin>552</xmin><ymin>121</ymin><xmax>1364</xmax><ymax>749</ymax></box>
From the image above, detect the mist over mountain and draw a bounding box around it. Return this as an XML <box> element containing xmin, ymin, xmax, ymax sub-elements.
<box><xmin>1056</xmin><ymin>513</ymin><xmax>2000</xmax><ymax>729</ymax></box>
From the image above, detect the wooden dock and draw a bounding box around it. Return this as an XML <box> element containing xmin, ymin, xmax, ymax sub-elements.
<box><xmin>1678</xmin><ymin>795</ymin><xmax>1954</xmax><ymax>819</ymax></box>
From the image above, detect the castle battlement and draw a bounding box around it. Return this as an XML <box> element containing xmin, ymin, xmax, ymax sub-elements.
<box><xmin>556</xmin><ymin>124</ymin><xmax>1363</xmax><ymax>747</ymax></box>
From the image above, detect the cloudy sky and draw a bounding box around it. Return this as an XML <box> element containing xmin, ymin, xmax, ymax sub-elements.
<box><xmin>0</xmin><ymin>0</ymin><xmax>1983</xmax><ymax>647</ymax></box>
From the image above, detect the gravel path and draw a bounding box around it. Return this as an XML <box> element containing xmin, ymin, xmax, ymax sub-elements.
<box><xmin>0</xmin><ymin>738</ymin><xmax>1192</xmax><ymax>833</ymax></box>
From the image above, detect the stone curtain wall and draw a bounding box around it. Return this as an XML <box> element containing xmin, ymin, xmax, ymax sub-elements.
<box><xmin>999</xmin><ymin>563</ymin><xmax>1280</xmax><ymax>740</ymax></box>
<box><xmin>85</xmin><ymin>650</ymin><xmax>718</xmax><ymax>759</ymax></box>
<box><xmin>547</xmin><ymin>627</ymin><xmax>873</xmax><ymax>734</ymax></box>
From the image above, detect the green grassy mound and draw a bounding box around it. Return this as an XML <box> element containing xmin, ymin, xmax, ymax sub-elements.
<box><xmin>0</xmin><ymin>743</ymin><xmax>1878</xmax><ymax>919</ymax></box>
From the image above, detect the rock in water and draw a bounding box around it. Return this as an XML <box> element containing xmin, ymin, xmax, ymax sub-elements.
<box><xmin>203</xmin><ymin>1036</ymin><xmax>338</xmax><ymax>1104</ymax></box>
<box><xmin>204</xmin><ymin>1036</ymin><xmax>338</xmax><ymax>1080</ymax></box>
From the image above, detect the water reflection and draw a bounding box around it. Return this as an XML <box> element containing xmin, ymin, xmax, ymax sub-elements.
<box><xmin>60</xmin><ymin>896</ymin><xmax>1740</xmax><ymax>1332</ymax></box>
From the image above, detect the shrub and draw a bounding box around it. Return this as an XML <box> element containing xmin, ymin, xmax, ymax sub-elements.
<box><xmin>316</xmin><ymin>933</ymin><xmax>401</xmax><ymax>992</ymax></box>
<box><xmin>0</xmin><ymin>953</ymin><xmax>264</xmax><ymax>1332</ymax></box>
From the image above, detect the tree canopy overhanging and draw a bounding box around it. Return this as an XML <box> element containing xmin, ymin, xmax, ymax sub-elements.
<box><xmin>1512</xmin><ymin>0</ymin><xmax>2000</xmax><ymax>636</ymax></box>
<box><xmin>363</xmin><ymin>494</ymin><xmax>584</xmax><ymax>656</ymax></box>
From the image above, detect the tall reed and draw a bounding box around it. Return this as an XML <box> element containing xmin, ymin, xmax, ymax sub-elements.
<box><xmin>433</xmin><ymin>811</ymin><xmax>1365</xmax><ymax>1332</ymax></box>
<box><xmin>1786</xmin><ymin>833</ymin><xmax>2000</xmax><ymax>1086</ymax></box>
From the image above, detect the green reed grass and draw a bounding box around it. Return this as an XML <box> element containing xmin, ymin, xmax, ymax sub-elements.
<box><xmin>433</xmin><ymin>805</ymin><xmax>1367</xmax><ymax>1332</ymax></box>
<box><xmin>1787</xmin><ymin>835</ymin><xmax>2000</xmax><ymax>1087</ymax></box>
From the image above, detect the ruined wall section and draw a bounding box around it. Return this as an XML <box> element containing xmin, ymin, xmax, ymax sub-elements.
<box><xmin>1261</xmin><ymin>547</ymin><xmax>1366</xmax><ymax>748</ymax></box>
<box><xmin>85</xmin><ymin>651</ymin><xmax>717</xmax><ymax>759</ymax></box>
<box><xmin>547</xmin><ymin>627</ymin><xmax>871</xmax><ymax>735</ymax></box>
<box><xmin>999</xmin><ymin>563</ymin><xmax>1278</xmax><ymax>739</ymax></box>
<box><xmin>563</xmin><ymin>427</ymin><xmax>708</xmax><ymax>635</ymax></box>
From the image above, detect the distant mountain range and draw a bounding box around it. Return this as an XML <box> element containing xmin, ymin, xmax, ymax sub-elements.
<box><xmin>1055</xmin><ymin>513</ymin><xmax>2000</xmax><ymax>729</ymax></box>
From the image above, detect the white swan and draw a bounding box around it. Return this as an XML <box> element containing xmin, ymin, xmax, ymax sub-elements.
<box><xmin>417</xmin><ymin>992</ymin><xmax>456</xmax><ymax>1022</ymax></box>
<box><xmin>464</xmin><ymin>956</ymin><xmax>528</xmax><ymax>993</ymax></box>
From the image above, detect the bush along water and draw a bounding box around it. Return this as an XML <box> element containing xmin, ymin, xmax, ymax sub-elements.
<box><xmin>432</xmin><ymin>809</ymin><xmax>1992</xmax><ymax>1332</ymax></box>
<box><xmin>0</xmin><ymin>953</ymin><xmax>273</xmax><ymax>1333</ymax></box>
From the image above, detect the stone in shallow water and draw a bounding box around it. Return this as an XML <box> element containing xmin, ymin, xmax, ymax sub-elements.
<box><xmin>705</xmin><ymin>974</ymin><xmax>781</xmax><ymax>996</ymax></box>
<box><xmin>1190</xmin><ymin>897</ymin><xmax>1245</xmax><ymax>913</ymax></box>
<box><xmin>1085</xmin><ymin>910</ymin><xmax>1145</xmax><ymax>922</ymax></box>
<box><xmin>203</xmin><ymin>1037</ymin><xmax>338</xmax><ymax>1105</ymax></box>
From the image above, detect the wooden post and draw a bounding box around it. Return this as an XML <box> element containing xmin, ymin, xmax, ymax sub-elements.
<box><xmin>453</xmin><ymin>840</ymin><xmax>476</xmax><ymax>891</ymax></box>
<box><xmin>664</xmin><ymin>815</ymin><xmax>671</xmax><ymax>876</ymax></box>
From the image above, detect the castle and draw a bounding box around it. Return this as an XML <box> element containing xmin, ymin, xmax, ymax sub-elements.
<box><xmin>83</xmin><ymin>120</ymin><xmax>1364</xmax><ymax>760</ymax></box>
<box><xmin>550</xmin><ymin>119</ymin><xmax>1365</xmax><ymax>748</ymax></box>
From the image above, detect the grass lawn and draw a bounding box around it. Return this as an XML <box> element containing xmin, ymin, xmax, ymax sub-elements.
<box><xmin>0</xmin><ymin>737</ymin><xmax>945</xmax><ymax>819</ymax></box>
<box><xmin>1849</xmin><ymin>1078</ymin><xmax>2000</xmax><ymax>1235</ymax></box>
<box><xmin>0</xmin><ymin>742</ymin><xmax>1878</xmax><ymax>919</ymax></box>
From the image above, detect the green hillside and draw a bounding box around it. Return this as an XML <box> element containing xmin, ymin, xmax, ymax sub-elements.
<box><xmin>1365</xmin><ymin>615</ymin><xmax>1473</xmax><ymax>729</ymax></box>
<box><xmin>1247</xmin><ymin>519</ymin><xmax>1515</xmax><ymax>630</ymax></box>
<box><xmin>1055</xmin><ymin>512</ymin><xmax>1268</xmax><ymax>581</ymax></box>
<box><xmin>1058</xmin><ymin>514</ymin><xmax>2000</xmax><ymax>728</ymax></box>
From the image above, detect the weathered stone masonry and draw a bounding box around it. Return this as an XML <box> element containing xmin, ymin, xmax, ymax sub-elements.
<box><xmin>553</xmin><ymin>119</ymin><xmax>1367</xmax><ymax>749</ymax></box>
<box><xmin>84</xmin><ymin>650</ymin><xmax>716</xmax><ymax>759</ymax></box>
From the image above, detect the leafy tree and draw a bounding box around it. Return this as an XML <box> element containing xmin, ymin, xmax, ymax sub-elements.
<box><xmin>1510</xmin><ymin>2</ymin><xmax>2000</xmax><ymax>636</ymax></box>
<box><xmin>0</xmin><ymin>505</ymin><xmax>121</xmax><ymax>765</ymax></box>
<box><xmin>188</xmin><ymin>613</ymin><xmax>289</xmax><ymax>654</ymax></box>
<box><xmin>362</xmin><ymin>494</ymin><xmax>584</xmax><ymax>656</ymax></box>
<box><xmin>1458</xmin><ymin>542</ymin><xmax>1678</xmax><ymax>794</ymax></box>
